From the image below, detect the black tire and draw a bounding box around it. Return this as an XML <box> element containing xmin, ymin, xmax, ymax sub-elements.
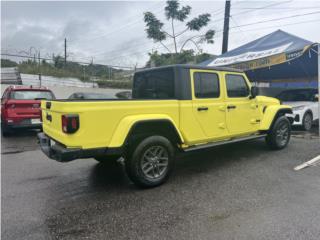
<box><xmin>266</xmin><ymin>116</ymin><xmax>291</xmax><ymax>150</ymax></box>
<box><xmin>125</xmin><ymin>135</ymin><xmax>175</xmax><ymax>188</ymax></box>
<box><xmin>1</xmin><ymin>122</ymin><xmax>11</xmax><ymax>137</ymax></box>
<box><xmin>302</xmin><ymin>112</ymin><xmax>313</xmax><ymax>131</ymax></box>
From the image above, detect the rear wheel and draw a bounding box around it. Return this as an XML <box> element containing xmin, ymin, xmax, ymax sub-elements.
<box><xmin>125</xmin><ymin>135</ymin><xmax>174</xmax><ymax>188</ymax></box>
<box><xmin>302</xmin><ymin>112</ymin><xmax>313</xmax><ymax>131</ymax></box>
<box><xmin>266</xmin><ymin>116</ymin><xmax>291</xmax><ymax>150</ymax></box>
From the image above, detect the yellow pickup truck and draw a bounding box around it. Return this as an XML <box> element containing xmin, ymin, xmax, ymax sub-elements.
<box><xmin>38</xmin><ymin>65</ymin><xmax>293</xmax><ymax>187</ymax></box>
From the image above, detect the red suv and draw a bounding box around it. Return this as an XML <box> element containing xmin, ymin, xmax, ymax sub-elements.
<box><xmin>1</xmin><ymin>85</ymin><xmax>55</xmax><ymax>136</ymax></box>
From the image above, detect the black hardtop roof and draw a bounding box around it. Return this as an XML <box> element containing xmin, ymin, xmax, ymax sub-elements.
<box><xmin>135</xmin><ymin>64</ymin><xmax>244</xmax><ymax>74</ymax></box>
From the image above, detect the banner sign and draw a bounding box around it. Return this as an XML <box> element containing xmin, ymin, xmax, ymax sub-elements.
<box><xmin>208</xmin><ymin>43</ymin><xmax>292</xmax><ymax>66</ymax></box>
<box><xmin>210</xmin><ymin>45</ymin><xmax>311</xmax><ymax>71</ymax></box>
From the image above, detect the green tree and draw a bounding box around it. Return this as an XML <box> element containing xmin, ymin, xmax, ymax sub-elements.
<box><xmin>145</xmin><ymin>50</ymin><xmax>215</xmax><ymax>67</ymax></box>
<box><xmin>53</xmin><ymin>55</ymin><xmax>64</xmax><ymax>69</ymax></box>
<box><xmin>1</xmin><ymin>59</ymin><xmax>18</xmax><ymax>67</ymax></box>
<box><xmin>144</xmin><ymin>0</ymin><xmax>215</xmax><ymax>54</ymax></box>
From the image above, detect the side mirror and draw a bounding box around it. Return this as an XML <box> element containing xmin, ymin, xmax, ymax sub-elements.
<box><xmin>250</xmin><ymin>86</ymin><xmax>258</xmax><ymax>99</ymax></box>
<box><xmin>314</xmin><ymin>94</ymin><xmax>319</xmax><ymax>102</ymax></box>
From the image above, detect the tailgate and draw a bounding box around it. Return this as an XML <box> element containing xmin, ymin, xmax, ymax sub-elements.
<box><xmin>41</xmin><ymin>99</ymin><xmax>125</xmax><ymax>149</ymax></box>
<box><xmin>41</xmin><ymin>100</ymin><xmax>83</xmax><ymax>148</ymax></box>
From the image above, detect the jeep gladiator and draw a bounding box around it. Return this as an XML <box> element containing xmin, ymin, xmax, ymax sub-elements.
<box><xmin>38</xmin><ymin>65</ymin><xmax>293</xmax><ymax>187</ymax></box>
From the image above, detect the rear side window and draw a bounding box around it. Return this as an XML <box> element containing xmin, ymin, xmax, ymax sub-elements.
<box><xmin>194</xmin><ymin>72</ymin><xmax>220</xmax><ymax>98</ymax></box>
<box><xmin>132</xmin><ymin>68</ymin><xmax>175</xmax><ymax>99</ymax></box>
<box><xmin>10</xmin><ymin>90</ymin><xmax>55</xmax><ymax>100</ymax></box>
<box><xmin>225</xmin><ymin>74</ymin><xmax>249</xmax><ymax>98</ymax></box>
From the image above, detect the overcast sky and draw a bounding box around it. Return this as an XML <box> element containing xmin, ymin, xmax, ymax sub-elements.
<box><xmin>2</xmin><ymin>0</ymin><xmax>320</xmax><ymax>68</ymax></box>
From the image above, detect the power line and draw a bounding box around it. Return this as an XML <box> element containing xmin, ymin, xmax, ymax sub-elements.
<box><xmin>4</xmin><ymin>17</ymin><xmax>318</xmax><ymax>68</ymax></box>
<box><xmin>90</xmin><ymin>11</ymin><xmax>320</xmax><ymax>64</ymax></box>
<box><xmin>228</xmin><ymin>11</ymin><xmax>320</xmax><ymax>29</ymax></box>
<box><xmin>75</xmin><ymin>1</ymin><xmax>254</xmax><ymax>58</ymax></box>
<box><xmin>231</xmin><ymin>0</ymin><xmax>294</xmax><ymax>17</ymax></box>
<box><xmin>230</xmin><ymin>16</ymin><xmax>250</xmax><ymax>43</ymax></box>
<box><xmin>233</xmin><ymin>7</ymin><xmax>320</xmax><ymax>10</ymax></box>
<box><xmin>87</xmin><ymin>2</ymin><xmax>233</xmax><ymax>58</ymax></box>
<box><xmin>230</xmin><ymin>18</ymin><xmax>320</xmax><ymax>35</ymax></box>
<box><xmin>70</xmin><ymin>1</ymin><xmax>165</xmax><ymax>46</ymax></box>
<box><xmin>2</xmin><ymin>53</ymin><xmax>52</xmax><ymax>61</ymax></box>
<box><xmin>83</xmin><ymin>1</ymin><xmax>230</xmax><ymax>56</ymax></box>
<box><xmin>1</xmin><ymin>53</ymin><xmax>134</xmax><ymax>69</ymax></box>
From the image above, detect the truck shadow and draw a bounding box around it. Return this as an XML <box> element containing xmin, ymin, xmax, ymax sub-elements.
<box><xmin>173</xmin><ymin>139</ymin><xmax>268</xmax><ymax>177</ymax></box>
<box><xmin>1</xmin><ymin>128</ymin><xmax>40</xmax><ymax>137</ymax></box>
<box><xmin>89</xmin><ymin>161</ymin><xmax>133</xmax><ymax>190</ymax></box>
<box><xmin>88</xmin><ymin>139</ymin><xmax>269</xmax><ymax>190</ymax></box>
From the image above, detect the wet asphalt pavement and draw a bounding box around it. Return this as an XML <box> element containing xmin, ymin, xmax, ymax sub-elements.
<box><xmin>1</xmin><ymin>128</ymin><xmax>320</xmax><ymax>240</ymax></box>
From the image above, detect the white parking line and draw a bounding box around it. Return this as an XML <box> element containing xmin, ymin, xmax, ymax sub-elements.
<box><xmin>294</xmin><ymin>155</ymin><xmax>320</xmax><ymax>171</ymax></box>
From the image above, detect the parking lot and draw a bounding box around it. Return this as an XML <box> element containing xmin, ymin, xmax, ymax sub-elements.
<box><xmin>1</xmin><ymin>127</ymin><xmax>319</xmax><ymax>240</ymax></box>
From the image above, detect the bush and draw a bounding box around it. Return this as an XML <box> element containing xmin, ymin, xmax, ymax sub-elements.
<box><xmin>1</xmin><ymin>59</ymin><xmax>18</xmax><ymax>67</ymax></box>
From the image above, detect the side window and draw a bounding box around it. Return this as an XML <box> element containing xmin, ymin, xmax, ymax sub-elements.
<box><xmin>194</xmin><ymin>72</ymin><xmax>220</xmax><ymax>98</ymax></box>
<box><xmin>225</xmin><ymin>74</ymin><xmax>249</xmax><ymax>98</ymax></box>
<box><xmin>132</xmin><ymin>68</ymin><xmax>174</xmax><ymax>99</ymax></box>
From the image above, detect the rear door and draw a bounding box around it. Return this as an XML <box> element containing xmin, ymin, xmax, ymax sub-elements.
<box><xmin>224</xmin><ymin>73</ymin><xmax>259</xmax><ymax>135</ymax></box>
<box><xmin>191</xmin><ymin>69</ymin><xmax>227</xmax><ymax>139</ymax></box>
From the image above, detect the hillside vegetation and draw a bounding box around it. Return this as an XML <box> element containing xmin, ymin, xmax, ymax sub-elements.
<box><xmin>1</xmin><ymin>51</ymin><xmax>213</xmax><ymax>89</ymax></box>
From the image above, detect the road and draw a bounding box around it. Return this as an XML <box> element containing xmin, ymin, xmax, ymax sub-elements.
<box><xmin>1</xmin><ymin>128</ymin><xmax>320</xmax><ymax>240</ymax></box>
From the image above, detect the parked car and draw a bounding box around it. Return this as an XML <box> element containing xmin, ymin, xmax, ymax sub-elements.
<box><xmin>1</xmin><ymin>85</ymin><xmax>55</xmax><ymax>136</ymax></box>
<box><xmin>276</xmin><ymin>88</ymin><xmax>318</xmax><ymax>130</ymax></box>
<box><xmin>38</xmin><ymin>65</ymin><xmax>293</xmax><ymax>188</ymax></box>
<box><xmin>115</xmin><ymin>91</ymin><xmax>132</xmax><ymax>99</ymax></box>
<box><xmin>68</xmin><ymin>92</ymin><xmax>115</xmax><ymax>100</ymax></box>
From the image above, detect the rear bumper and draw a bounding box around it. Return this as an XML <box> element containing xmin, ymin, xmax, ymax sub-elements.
<box><xmin>3</xmin><ymin>117</ymin><xmax>42</xmax><ymax>129</ymax></box>
<box><xmin>7</xmin><ymin>123</ymin><xmax>42</xmax><ymax>129</ymax></box>
<box><xmin>37</xmin><ymin>132</ymin><xmax>122</xmax><ymax>162</ymax></box>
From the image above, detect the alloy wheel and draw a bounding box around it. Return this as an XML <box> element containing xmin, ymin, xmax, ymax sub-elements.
<box><xmin>140</xmin><ymin>145</ymin><xmax>169</xmax><ymax>180</ymax></box>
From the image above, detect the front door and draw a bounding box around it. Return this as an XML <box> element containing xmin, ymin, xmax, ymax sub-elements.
<box><xmin>224</xmin><ymin>73</ymin><xmax>259</xmax><ymax>135</ymax></box>
<box><xmin>191</xmin><ymin>70</ymin><xmax>227</xmax><ymax>139</ymax></box>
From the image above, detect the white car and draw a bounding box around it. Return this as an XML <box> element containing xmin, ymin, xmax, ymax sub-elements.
<box><xmin>277</xmin><ymin>89</ymin><xmax>319</xmax><ymax>131</ymax></box>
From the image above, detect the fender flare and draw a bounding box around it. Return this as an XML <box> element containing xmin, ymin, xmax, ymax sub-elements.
<box><xmin>108</xmin><ymin>114</ymin><xmax>184</xmax><ymax>148</ymax></box>
<box><xmin>259</xmin><ymin>105</ymin><xmax>292</xmax><ymax>131</ymax></box>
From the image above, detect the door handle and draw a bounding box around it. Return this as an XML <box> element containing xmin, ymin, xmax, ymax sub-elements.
<box><xmin>227</xmin><ymin>105</ymin><xmax>236</xmax><ymax>110</ymax></box>
<box><xmin>197</xmin><ymin>106</ymin><xmax>208</xmax><ymax>111</ymax></box>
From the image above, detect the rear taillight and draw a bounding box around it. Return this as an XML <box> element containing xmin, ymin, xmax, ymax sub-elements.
<box><xmin>61</xmin><ymin>114</ymin><xmax>79</xmax><ymax>134</ymax></box>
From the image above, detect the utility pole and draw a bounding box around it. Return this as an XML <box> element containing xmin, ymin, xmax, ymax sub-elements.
<box><xmin>38</xmin><ymin>51</ymin><xmax>42</xmax><ymax>86</ymax></box>
<box><xmin>83</xmin><ymin>66</ymin><xmax>86</xmax><ymax>81</ymax></box>
<box><xmin>318</xmin><ymin>43</ymin><xmax>320</xmax><ymax>138</ymax></box>
<box><xmin>64</xmin><ymin>38</ymin><xmax>67</xmax><ymax>66</ymax></box>
<box><xmin>222</xmin><ymin>0</ymin><xmax>231</xmax><ymax>54</ymax></box>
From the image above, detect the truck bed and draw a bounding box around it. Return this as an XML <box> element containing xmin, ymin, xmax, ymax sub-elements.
<box><xmin>41</xmin><ymin>99</ymin><xmax>180</xmax><ymax>149</ymax></box>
